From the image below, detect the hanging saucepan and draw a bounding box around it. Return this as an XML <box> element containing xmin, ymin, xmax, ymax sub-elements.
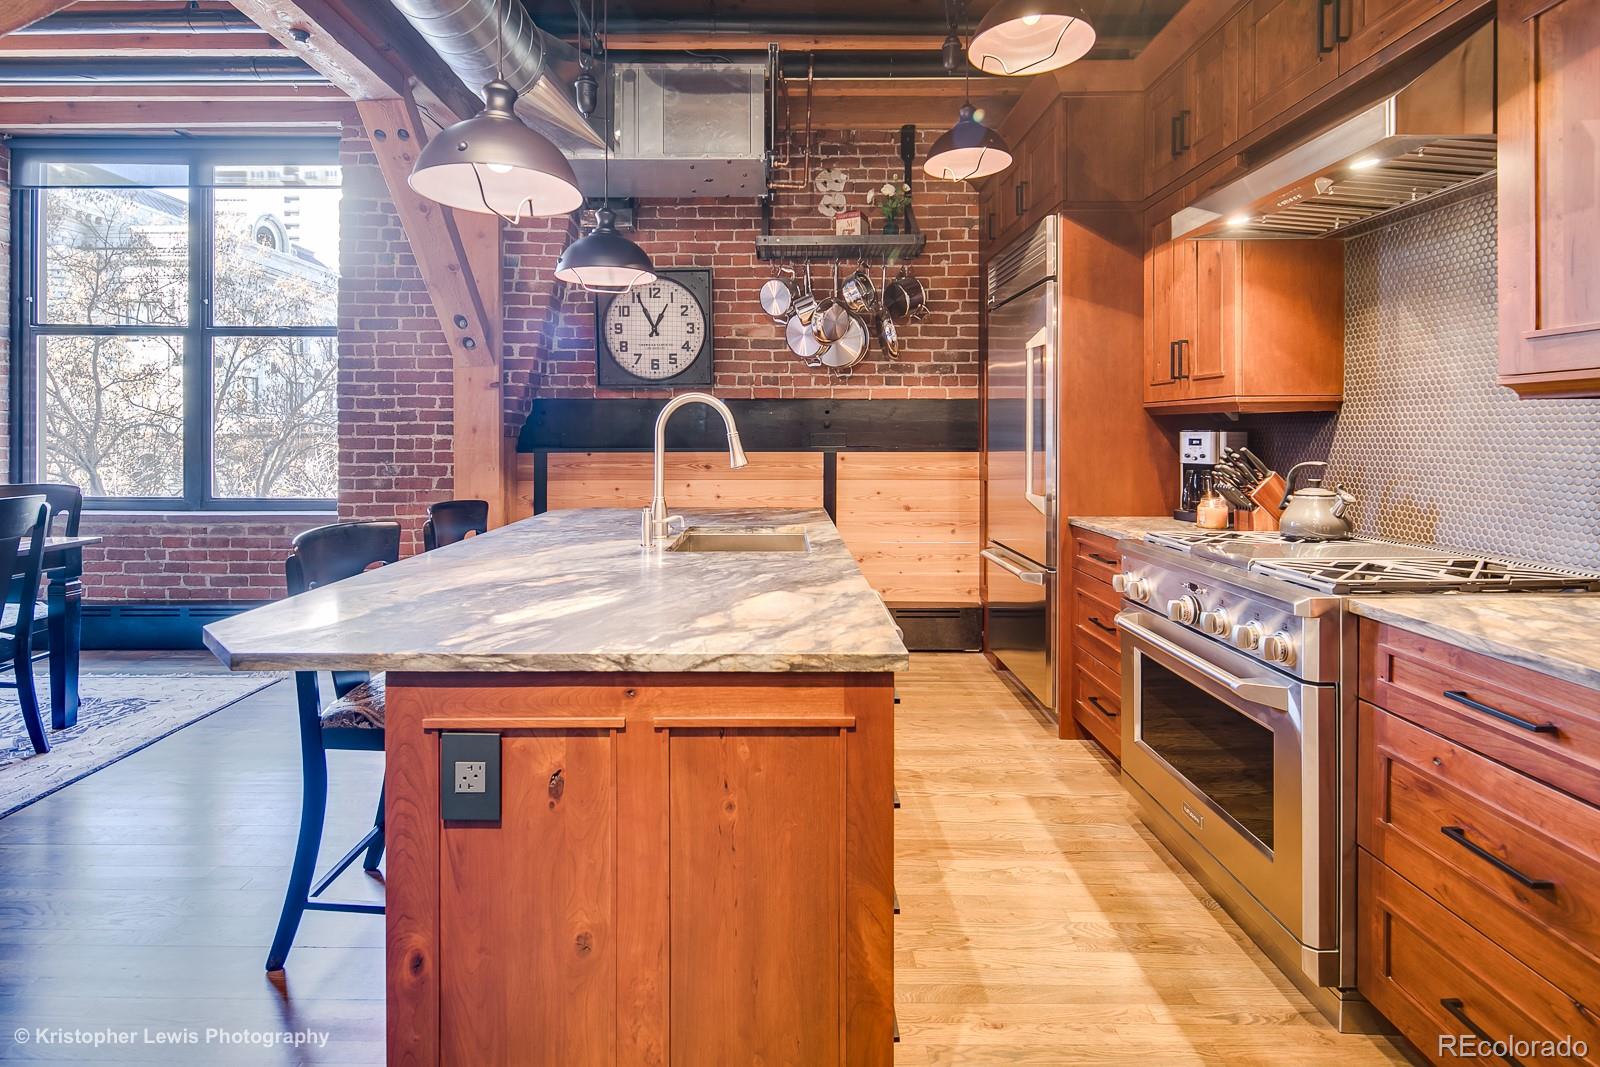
<box><xmin>813</xmin><ymin>261</ymin><xmax>853</xmax><ymax>345</ymax></box>
<box><xmin>840</xmin><ymin>260</ymin><xmax>876</xmax><ymax>315</ymax></box>
<box><xmin>759</xmin><ymin>264</ymin><xmax>797</xmax><ymax>323</ymax></box>
<box><xmin>877</xmin><ymin>263</ymin><xmax>900</xmax><ymax>359</ymax></box>
<box><xmin>883</xmin><ymin>265</ymin><xmax>930</xmax><ymax>323</ymax></box>
<box><xmin>790</xmin><ymin>262</ymin><xmax>818</xmax><ymax>325</ymax></box>
<box><xmin>786</xmin><ymin>305</ymin><xmax>828</xmax><ymax>362</ymax></box>
<box><xmin>819</xmin><ymin>310</ymin><xmax>871</xmax><ymax>369</ymax></box>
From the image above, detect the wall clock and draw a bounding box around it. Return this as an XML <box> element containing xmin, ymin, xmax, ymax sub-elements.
<box><xmin>595</xmin><ymin>269</ymin><xmax>714</xmax><ymax>387</ymax></box>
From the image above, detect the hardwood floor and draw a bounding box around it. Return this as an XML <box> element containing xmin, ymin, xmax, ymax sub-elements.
<box><xmin>0</xmin><ymin>652</ymin><xmax>1408</xmax><ymax>1064</ymax></box>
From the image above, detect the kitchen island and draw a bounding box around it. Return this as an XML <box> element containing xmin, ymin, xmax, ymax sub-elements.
<box><xmin>205</xmin><ymin>508</ymin><xmax>907</xmax><ymax>1067</ymax></box>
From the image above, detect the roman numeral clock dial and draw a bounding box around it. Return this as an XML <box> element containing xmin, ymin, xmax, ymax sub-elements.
<box><xmin>595</xmin><ymin>269</ymin><xmax>714</xmax><ymax>387</ymax></box>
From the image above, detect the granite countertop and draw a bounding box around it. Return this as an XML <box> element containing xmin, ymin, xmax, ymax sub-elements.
<box><xmin>1069</xmin><ymin>515</ymin><xmax>1197</xmax><ymax>541</ymax></box>
<box><xmin>1348</xmin><ymin>594</ymin><xmax>1600</xmax><ymax>691</ymax></box>
<box><xmin>203</xmin><ymin>508</ymin><xmax>910</xmax><ymax>674</ymax></box>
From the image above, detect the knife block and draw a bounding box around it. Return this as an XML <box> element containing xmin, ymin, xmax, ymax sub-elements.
<box><xmin>1236</xmin><ymin>505</ymin><xmax>1279</xmax><ymax>531</ymax></box>
<box><xmin>1248</xmin><ymin>473</ymin><xmax>1288</xmax><ymax>525</ymax></box>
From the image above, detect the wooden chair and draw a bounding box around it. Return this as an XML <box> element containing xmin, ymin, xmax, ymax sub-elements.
<box><xmin>266</xmin><ymin>520</ymin><xmax>400</xmax><ymax>972</ymax></box>
<box><xmin>0</xmin><ymin>482</ymin><xmax>84</xmax><ymax>731</ymax></box>
<box><xmin>422</xmin><ymin>498</ymin><xmax>489</xmax><ymax>551</ymax></box>
<box><xmin>0</xmin><ymin>495</ymin><xmax>51</xmax><ymax>754</ymax></box>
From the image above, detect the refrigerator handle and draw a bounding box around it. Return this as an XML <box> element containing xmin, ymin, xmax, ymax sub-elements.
<box><xmin>1023</xmin><ymin>323</ymin><xmax>1049</xmax><ymax>516</ymax></box>
<box><xmin>982</xmin><ymin>549</ymin><xmax>1045</xmax><ymax>585</ymax></box>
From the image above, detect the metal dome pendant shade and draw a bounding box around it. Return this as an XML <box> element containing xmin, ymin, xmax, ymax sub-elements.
<box><xmin>555</xmin><ymin>207</ymin><xmax>656</xmax><ymax>292</ymax></box>
<box><xmin>924</xmin><ymin>103</ymin><xmax>1014</xmax><ymax>181</ymax></box>
<box><xmin>407</xmin><ymin>80</ymin><xmax>583</xmax><ymax>221</ymax></box>
<box><xmin>969</xmin><ymin>0</ymin><xmax>1096</xmax><ymax>76</ymax></box>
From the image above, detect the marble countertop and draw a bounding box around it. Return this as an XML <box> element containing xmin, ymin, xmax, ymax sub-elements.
<box><xmin>203</xmin><ymin>508</ymin><xmax>910</xmax><ymax>674</ymax></box>
<box><xmin>1069</xmin><ymin>516</ymin><xmax>1197</xmax><ymax>541</ymax></box>
<box><xmin>1348</xmin><ymin>594</ymin><xmax>1600</xmax><ymax>691</ymax></box>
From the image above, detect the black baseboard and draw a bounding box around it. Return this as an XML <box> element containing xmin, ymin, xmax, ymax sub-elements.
<box><xmin>891</xmin><ymin>607</ymin><xmax>981</xmax><ymax>652</ymax></box>
<box><xmin>83</xmin><ymin>601</ymin><xmax>265</xmax><ymax>651</ymax></box>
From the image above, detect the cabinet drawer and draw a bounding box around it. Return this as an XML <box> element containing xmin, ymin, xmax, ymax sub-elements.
<box><xmin>1358</xmin><ymin>853</ymin><xmax>1599</xmax><ymax>1066</ymax></box>
<box><xmin>1360</xmin><ymin>621</ymin><xmax>1600</xmax><ymax>805</ymax></box>
<box><xmin>1359</xmin><ymin>701</ymin><xmax>1600</xmax><ymax>1002</ymax></box>
<box><xmin>1072</xmin><ymin>661</ymin><xmax>1121</xmax><ymax>759</ymax></box>
<box><xmin>1071</xmin><ymin>529</ymin><xmax>1124</xmax><ymax>588</ymax></box>
<box><xmin>1073</xmin><ymin>588</ymin><xmax>1122</xmax><ymax>665</ymax></box>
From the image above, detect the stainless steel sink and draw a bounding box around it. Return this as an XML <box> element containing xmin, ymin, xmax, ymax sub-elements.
<box><xmin>666</xmin><ymin>527</ymin><xmax>810</xmax><ymax>553</ymax></box>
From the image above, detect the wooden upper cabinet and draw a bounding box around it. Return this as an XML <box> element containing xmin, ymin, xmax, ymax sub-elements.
<box><xmin>977</xmin><ymin>180</ymin><xmax>1000</xmax><ymax>253</ymax></box>
<box><xmin>1143</xmin><ymin>214</ymin><xmax>1188</xmax><ymax>404</ymax></box>
<box><xmin>1498</xmin><ymin>0</ymin><xmax>1600</xmax><ymax>397</ymax></box>
<box><xmin>1338</xmin><ymin>0</ymin><xmax>1455</xmax><ymax>69</ymax></box>
<box><xmin>1020</xmin><ymin>101</ymin><xmax>1064</xmax><ymax>224</ymax></box>
<box><xmin>1145</xmin><ymin>65</ymin><xmax>1189</xmax><ymax>195</ymax></box>
<box><xmin>1238</xmin><ymin>0</ymin><xmax>1340</xmax><ymax>130</ymax></box>
<box><xmin>1187</xmin><ymin>19</ymin><xmax>1241</xmax><ymax>164</ymax></box>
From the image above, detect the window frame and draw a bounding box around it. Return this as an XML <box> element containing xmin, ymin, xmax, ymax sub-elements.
<box><xmin>8</xmin><ymin>136</ymin><xmax>341</xmax><ymax>512</ymax></box>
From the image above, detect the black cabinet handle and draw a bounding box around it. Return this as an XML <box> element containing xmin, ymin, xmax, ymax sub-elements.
<box><xmin>1335</xmin><ymin>0</ymin><xmax>1351</xmax><ymax>41</ymax></box>
<box><xmin>1087</xmin><ymin>696</ymin><xmax>1119</xmax><ymax>719</ymax></box>
<box><xmin>1438</xmin><ymin>999</ymin><xmax>1526</xmax><ymax>1067</ymax></box>
<box><xmin>1175</xmin><ymin>339</ymin><xmax>1189</xmax><ymax>380</ymax></box>
<box><xmin>1316</xmin><ymin>0</ymin><xmax>1335</xmax><ymax>53</ymax></box>
<box><xmin>1170</xmin><ymin>114</ymin><xmax>1182</xmax><ymax>159</ymax></box>
<box><xmin>1443</xmin><ymin>690</ymin><xmax>1558</xmax><ymax>734</ymax></box>
<box><xmin>1440</xmin><ymin>826</ymin><xmax>1555</xmax><ymax>891</ymax></box>
<box><xmin>987</xmin><ymin>212</ymin><xmax>996</xmax><ymax>241</ymax></box>
<box><xmin>1177</xmin><ymin>110</ymin><xmax>1192</xmax><ymax>151</ymax></box>
<box><xmin>1169</xmin><ymin>340</ymin><xmax>1179</xmax><ymax>382</ymax></box>
<box><xmin>1087</xmin><ymin>615</ymin><xmax>1117</xmax><ymax>635</ymax></box>
<box><xmin>1088</xmin><ymin>553</ymin><xmax>1119</xmax><ymax>566</ymax></box>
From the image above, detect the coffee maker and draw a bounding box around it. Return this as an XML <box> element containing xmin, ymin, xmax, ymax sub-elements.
<box><xmin>1175</xmin><ymin>429</ymin><xmax>1248</xmax><ymax>521</ymax></box>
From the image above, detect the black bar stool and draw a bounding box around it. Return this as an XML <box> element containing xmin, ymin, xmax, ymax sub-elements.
<box><xmin>0</xmin><ymin>495</ymin><xmax>50</xmax><ymax>754</ymax></box>
<box><xmin>422</xmin><ymin>498</ymin><xmax>489</xmax><ymax>551</ymax></box>
<box><xmin>0</xmin><ymin>482</ymin><xmax>84</xmax><ymax>730</ymax></box>
<box><xmin>266</xmin><ymin>520</ymin><xmax>400</xmax><ymax>972</ymax></box>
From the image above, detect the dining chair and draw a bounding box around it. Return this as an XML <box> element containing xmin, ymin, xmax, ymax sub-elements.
<box><xmin>0</xmin><ymin>482</ymin><xmax>84</xmax><ymax>731</ymax></box>
<box><xmin>266</xmin><ymin>519</ymin><xmax>400</xmax><ymax>973</ymax></box>
<box><xmin>422</xmin><ymin>498</ymin><xmax>489</xmax><ymax>551</ymax></box>
<box><xmin>0</xmin><ymin>495</ymin><xmax>51</xmax><ymax>754</ymax></box>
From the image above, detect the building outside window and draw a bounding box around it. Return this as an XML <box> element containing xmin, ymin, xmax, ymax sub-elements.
<box><xmin>8</xmin><ymin>140</ymin><xmax>341</xmax><ymax>509</ymax></box>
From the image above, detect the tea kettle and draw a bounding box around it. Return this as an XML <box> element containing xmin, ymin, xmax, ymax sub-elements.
<box><xmin>1278</xmin><ymin>462</ymin><xmax>1356</xmax><ymax>541</ymax></box>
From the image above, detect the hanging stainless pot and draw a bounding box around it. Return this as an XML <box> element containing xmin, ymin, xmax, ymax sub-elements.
<box><xmin>786</xmin><ymin>309</ymin><xmax>828</xmax><ymax>361</ymax></box>
<box><xmin>790</xmin><ymin>262</ymin><xmax>818</xmax><ymax>325</ymax></box>
<box><xmin>814</xmin><ymin>261</ymin><xmax>852</xmax><ymax>344</ymax></box>
<box><xmin>840</xmin><ymin>261</ymin><xmax>876</xmax><ymax>315</ymax></box>
<box><xmin>883</xmin><ymin>266</ymin><xmax>930</xmax><ymax>323</ymax></box>
<box><xmin>879</xmin><ymin>314</ymin><xmax>900</xmax><ymax>359</ymax></box>
<box><xmin>759</xmin><ymin>265</ymin><xmax>797</xmax><ymax>322</ymax></box>
<box><xmin>819</xmin><ymin>311</ymin><xmax>871</xmax><ymax>369</ymax></box>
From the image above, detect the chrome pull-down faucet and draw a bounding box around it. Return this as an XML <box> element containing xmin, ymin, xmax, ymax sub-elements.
<box><xmin>641</xmin><ymin>392</ymin><xmax>748</xmax><ymax>547</ymax></box>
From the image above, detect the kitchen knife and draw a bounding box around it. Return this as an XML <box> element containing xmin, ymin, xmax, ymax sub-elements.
<box><xmin>1216</xmin><ymin>483</ymin><xmax>1255</xmax><ymax>510</ymax></box>
<box><xmin>1239</xmin><ymin>448</ymin><xmax>1272</xmax><ymax>481</ymax></box>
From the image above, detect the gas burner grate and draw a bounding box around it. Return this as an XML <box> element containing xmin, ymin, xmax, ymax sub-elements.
<box><xmin>1145</xmin><ymin>530</ymin><xmax>1287</xmax><ymax>551</ymax></box>
<box><xmin>1248</xmin><ymin>556</ymin><xmax>1600</xmax><ymax>595</ymax></box>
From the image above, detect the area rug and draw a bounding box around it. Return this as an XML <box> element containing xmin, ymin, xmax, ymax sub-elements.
<box><xmin>0</xmin><ymin>673</ymin><xmax>282</xmax><ymax>818</ymax></box>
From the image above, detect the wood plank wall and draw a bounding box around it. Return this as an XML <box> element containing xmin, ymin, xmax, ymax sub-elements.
<box><xmin>512</xmin><ymin>451</ymin><xmax>978</xmax><ymax>606</ymax></box>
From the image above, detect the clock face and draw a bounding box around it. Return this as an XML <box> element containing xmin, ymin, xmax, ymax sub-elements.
<box><xmin>600</xmin><ymin>277</ymin><xmax>709</xmax><ymax>382</ymax></box>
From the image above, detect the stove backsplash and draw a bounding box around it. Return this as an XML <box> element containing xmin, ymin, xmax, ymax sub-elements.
<box><xmin>1229</xmin><ymin>191</ymin><xmax>1600</xmax><ymax>572</ymax></box>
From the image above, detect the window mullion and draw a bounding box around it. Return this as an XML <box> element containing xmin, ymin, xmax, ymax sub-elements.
<box><xmin>184</xmin><ymin>176</ymin><xmax>210</xmax><ymax>509</ymax></box>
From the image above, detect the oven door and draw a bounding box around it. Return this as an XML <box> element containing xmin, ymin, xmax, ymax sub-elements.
<box><xmin>1117</xmin><ymin>609</ymin><xmax>1337</xmax><ymax>955</ymax></box>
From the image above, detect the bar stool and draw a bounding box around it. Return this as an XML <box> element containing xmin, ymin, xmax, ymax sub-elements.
<box><xmin>0</xmin><ymin>496</ymin><xmax>50</xmax><ymax>754</ymax></box>
<box><xmin>422</xmin><ymin>498</ymin><xmax>489</xmax><ymax>550</ymax></box>
<box><xmin>0</xmin><ymin>482</ymin><xmax>84</xmax><ymax>731</ymax></box>
<box><xmin>266</xmin><ymin>520</ymin><xmax>400</xmax><ymax>972</ymax></box>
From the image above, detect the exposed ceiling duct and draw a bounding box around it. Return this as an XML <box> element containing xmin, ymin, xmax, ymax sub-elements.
<box><xmin>387</xmin><ymin>0</ymin><xmax>603</xmax><ymax>150</ymax></box>
<box><xmin>1175</xmin><ymin>23</ymin><xmax>1495</xmax><ymax>241</ymax></box>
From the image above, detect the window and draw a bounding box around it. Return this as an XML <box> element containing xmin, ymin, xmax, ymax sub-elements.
<box><xmin>9</xmin><ymin>141</ymin><xmax>341</xmax><ymax>509</ymax></box>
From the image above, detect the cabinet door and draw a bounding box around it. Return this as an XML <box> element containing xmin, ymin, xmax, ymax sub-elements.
<box><xmin>1180</xmin><ymin>240</ymin><xmax>1235</xmax><ymax>397</ymax></box>
<box><xmin>1338</xmin><ymin>0</ymin><xmax>1451</xmax><ymax>69</ymax></box>
<box><xmin>1021</xmin><ymin>102</ymin><xmax>1062</xmax><ymax>223</ymax></box>
<box><xmin>1238</xmin><ymin>0</ymin><xmax>1339</xmax><ymax>130</ymax></box>
<box><xmin>1185</xmin><ymin>19</ymin><xmax>1240</xmax><ymax>164</ymax></box>
<box><xmin>1143</xmin><ymin>218</ymin><xmax>1186</xmax><ymax>403</ymax></box>
<box><xmin>1498</xmin><ymin>0</ymin><xmax>1600</xmax><ymax>396</ymax></box>
<box><xmin>1144</xmin><ymin>65</ymin><xmax>1188</xmax><ymax>195</ymax></box>
<box><xmin>977</xmin><ymin>181</ymin><xmax>1000</xmax><ymax>253</ymax></box>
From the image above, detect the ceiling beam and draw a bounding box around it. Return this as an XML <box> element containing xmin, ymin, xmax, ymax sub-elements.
<box><xmin>0</xmin><ymin>1</ymin><xmax>74</xmax><ymax>37</ymax></box>
<box><xmin>607</xmin><ymin>32</ymin><xmax>949</xmax><ymax>52</ymax></box>
<box><xmin>355</xmin><ymin>95</ymin><xmax>495</xmax><ymax>371</ymax></box>
<box><xmin>0</xmin><ymin>32</ymin><xmax>287</xmax><ymax>57</ymax></box>
<box><xmin>229</xmin><ymin>0</ymin><xmax>407</xmax><ymax>101</ymax></box>
<box><xmin>0</xmin><ymin>99</ymin><xmax>354</xmax><ymax>130</ymax></box>
<box><xmin>0</xmin><ymin>83</ymin><xmax>349</xmax><ymax>102</ymax></box>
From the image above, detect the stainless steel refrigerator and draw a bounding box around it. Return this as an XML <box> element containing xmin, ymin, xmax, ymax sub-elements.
<box><xmin>982</xmin><ymin>215</ymin><xmax>1058</xmax><ymax>713</ymax></box>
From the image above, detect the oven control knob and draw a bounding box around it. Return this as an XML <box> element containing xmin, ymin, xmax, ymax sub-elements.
<box><xmin>1230</xmin><ymin>622</ymin><xmax>1264</xmax><ymax>651</ymax></box>
<box><xmin>1112</xmin><ymin>573</ymin><xmax>1150</xmax><ymax>602</ymax></box>
<box><xmin>1199</xmin><ymin>609</ymin><xmax>1231</xmax><ymax>636</ymax></box>
<box><xmin>1262</xmin><ymin>632</ymin><xmax>1297</xmax><ymax>666</ymax></box>
<box><xmin>1166</xmin><ymin>595</ymin><xmax>1201</xmax><ymax>625</ymax></box>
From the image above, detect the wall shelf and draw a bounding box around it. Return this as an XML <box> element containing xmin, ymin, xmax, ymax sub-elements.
<box><xmin>753</xmin><ymin>234</ymin><xmax>925</xmax><ymax>262</ymax></box>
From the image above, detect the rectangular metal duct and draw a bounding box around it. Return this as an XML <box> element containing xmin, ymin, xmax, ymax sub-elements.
<box><xmin>1175</xmin><ymin>23</ymin><xmax>1495</xmax><ymax>241</ymax></box>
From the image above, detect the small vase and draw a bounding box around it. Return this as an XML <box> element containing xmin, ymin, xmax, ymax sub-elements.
<box><xmin>882</xmin><ymin>215</ymin><xmax>899</xmax><ymax>236</ymax></box>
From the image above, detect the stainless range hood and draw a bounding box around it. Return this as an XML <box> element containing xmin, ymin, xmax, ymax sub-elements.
<box><xmin>1175</xmin><ymin>24</ymin><xmax>1494</xmax><ymax>241</ymax></box>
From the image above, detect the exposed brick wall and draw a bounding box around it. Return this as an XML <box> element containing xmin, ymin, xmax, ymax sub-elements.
<box><xmin>76</xmin><ymin>513</ymin><xmax>317</xmax><ymax>602</ymax></box>
<box><xmin>335</xmin><ymin>126</ymin><xmax>456</xmax><ymax>557</ymax></box>
<box><xmin>504</xmin><ymin>129</ymin><xmax>980</xmax><ymax>412</ymax></box>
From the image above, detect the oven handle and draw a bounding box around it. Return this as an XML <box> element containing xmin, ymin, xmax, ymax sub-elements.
<box><xmin>1116</xmin><ymin>611</ymin><xmax>1293</xmax><ymax>713</ymax></box>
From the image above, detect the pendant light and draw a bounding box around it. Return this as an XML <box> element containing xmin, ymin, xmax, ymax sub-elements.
<box><xmin>407</xmin><ymin>0</ymin><xmax>582</xmax><ymax>221</ymax></box>
<box><xmin>555</xmin><ymin>0</ymin><xmax>656</xmax><ymax>292</ymax></box>
<box><xmin>969</xmin><ymin>0</ymin><xmax>1096</xmax><ymax>77</ymax></box>
<box><xmin>925</xmin><ymin>9</ymin><xmax>1013</xmax><ymax>183</ymax></box>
